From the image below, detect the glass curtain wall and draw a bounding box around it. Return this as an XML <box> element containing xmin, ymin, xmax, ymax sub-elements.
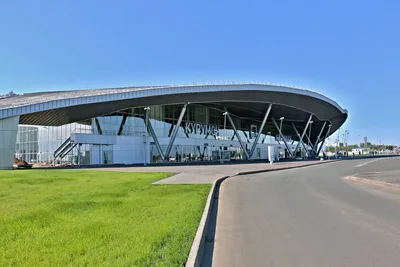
<box><xmin>15</xmin><ymin>123</ymin><xmax>92</xmax><ymax>166</ymax></box>
<box><xmin>95</xmin><ymin>104</ymin><xmax>276</xmax><ymax>163</ymax></box>
<box><xmin>14</xmin><ymin>104</ymin><xmax>278</xmax><ymax>166</ymax></box>
<box><xmin>97</xmin><ymin>104</ymin><xmax>274</xmax><ymax>143</ymax></box>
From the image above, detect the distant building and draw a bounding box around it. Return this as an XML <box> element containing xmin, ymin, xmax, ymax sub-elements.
<box><xmin>351</xmin><ymin>147</ymin><xmax>370</xmax><ymax>155</ymax></box>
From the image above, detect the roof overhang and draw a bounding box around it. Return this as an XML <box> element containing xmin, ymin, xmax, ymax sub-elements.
<box><xmin>0</xmin><ymin>84</ymin><xmax>348</xmax><ymax>143</ymax></box>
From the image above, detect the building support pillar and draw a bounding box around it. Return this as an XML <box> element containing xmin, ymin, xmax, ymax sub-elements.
<box><xmin>94</xmin><ymin>118</ymin><xmax>102</xmax><ymax>134</ymax></box>
<box><xmin>165</xmin><ymin>104</ymin><xmax>188</xmax><ymax>159</ymax></box>
<box><xmin>272</xmin><ymin>117</ymin><xmax>292</xmax><ymax>157</ymax></box>
<box><xmin>145</xmin><ymin>108</ymin><xmax>165</xmax><ymax>161</ymax></box>
<box><xmin>225</xmin><ymin>108</ymin><xmax>250</xmax><ymax>159</ymax></box>
<box><xmin>293</xmin><ymin>114</ymin><xmax>313</xmax><ymax>157</ymax></box>
<box><xmin>117</xmin><ymin>113</ymin><xmax>128</xmax><ymax>135</ymax></box>
<box><xmin>291</xmin><ymin>123</ymin><xmax>311</xmax><ymax>157</ymax></box>
<box><xmin>0</xmin><ymin>116</ymin><xmax>19</xmax><ymax>170</ymax></box>
<box><xmin>312</xmin><ymin>121</ymin><xmax>327</xmax><ymax>156</ymax></box>
<box><xmin>317</xmin><ymin>123</ymin><xmax>332</xmax><ymax>156</ymax></box>
<box><xmin>249</xmin><ymin>104</ymin><xmax>272</xmax><ymax>158</ymax></box>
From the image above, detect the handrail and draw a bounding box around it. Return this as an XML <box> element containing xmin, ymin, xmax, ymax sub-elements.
<box><xmin>59</xmin><ymin>143</ymin><xmax>78</xmax><ymax>159</ymax></box>
<box><xmin>53</xmin><ymin>137</ymin><xmax>71</xmax><ymax>157</ymax></box>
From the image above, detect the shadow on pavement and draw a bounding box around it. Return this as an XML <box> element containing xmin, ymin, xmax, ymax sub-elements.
<box><xmin>201</xmin><ymin>178</ymin><xmax>223</xmax><ymax>266</ymax></box>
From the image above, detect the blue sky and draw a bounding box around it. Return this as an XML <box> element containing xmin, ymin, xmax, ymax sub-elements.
<box><xmin>1</xmin><ymin>1</ymin><xmax>399</xmax><ymax>145</ymax></box>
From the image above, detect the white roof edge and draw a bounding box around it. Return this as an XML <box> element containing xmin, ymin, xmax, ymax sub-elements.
<box><xmin>0</xmin><ymin>83</ymin><xmax>347</xmax><ymax>119</ymax></box>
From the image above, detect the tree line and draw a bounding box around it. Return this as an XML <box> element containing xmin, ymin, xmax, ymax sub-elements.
<box><xmin>327</xmin><ymin>142</ymin><xmax>396</xmax><ymax>153</ymax></box>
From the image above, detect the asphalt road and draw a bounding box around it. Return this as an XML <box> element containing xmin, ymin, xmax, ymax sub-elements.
<box><xmin>211</xmin><ymin>157</ymin><xmax>400</xmax><ymax>267</ymax></box>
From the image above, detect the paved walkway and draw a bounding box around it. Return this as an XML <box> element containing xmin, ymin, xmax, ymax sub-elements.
<box><xmin>94</xmin><ymin>160</ymin><xmax>334</xmax><ymax>184</ymax></box>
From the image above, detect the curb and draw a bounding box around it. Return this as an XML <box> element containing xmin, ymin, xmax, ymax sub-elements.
<box><xmin>344</xmin><ymin>176</ymin><xmax>400</xmax><ymax>189</ymax></box>
<box><xmin>185</xmin><ymin>175</ymin><xmax>229</xmax><ymax>267</ymax></box>
<box><xmin>236</xmin><ymin>160</ymin><xmax>337</xmax><ymax>176</ymax></box>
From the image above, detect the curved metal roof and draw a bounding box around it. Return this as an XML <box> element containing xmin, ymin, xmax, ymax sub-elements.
<box><xmin>0</xmin><ymin>83</ymin><xmax>347</xmax><ymax>143</ymax></box>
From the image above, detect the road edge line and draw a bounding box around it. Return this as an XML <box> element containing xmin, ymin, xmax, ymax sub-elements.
<box><xmin>185</xmin><ymin>175</ymin><xmax>229</xmax><ymax>267</ymax></box>
<box><xmin>344</xmin><ymin>176</ymin><xmax>400</xmax><ymax>189</ymax></box>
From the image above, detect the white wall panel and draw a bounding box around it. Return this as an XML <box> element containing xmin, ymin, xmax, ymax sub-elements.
<box><xmin>0</xmin><ymin>116</ymin><xmax>19</xmax><ymax>169</ymax></box>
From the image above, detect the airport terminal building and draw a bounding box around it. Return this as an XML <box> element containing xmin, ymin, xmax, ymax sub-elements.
<box><xmin>0</xmin><ymin>84</ymin><xmax>348</xmax><ymax>169</ymax></box>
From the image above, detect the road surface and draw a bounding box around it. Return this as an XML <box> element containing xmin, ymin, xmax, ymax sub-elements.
<box><xmin>211</xmin><ymin>157</ymin><xmax>400</xmax><ymax>267</ymax></box>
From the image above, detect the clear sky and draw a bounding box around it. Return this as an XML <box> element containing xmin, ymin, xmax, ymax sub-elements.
<box><xmin>1</xmin><ymin>1</ymin><xmax>399</xmax><ymax>145</ymax></box>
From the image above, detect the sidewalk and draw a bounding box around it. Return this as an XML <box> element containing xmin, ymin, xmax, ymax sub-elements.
<box><xmin>95</xmin><ymin>160</ymin><xmax>335</xmax><ymax>184</ymax></box>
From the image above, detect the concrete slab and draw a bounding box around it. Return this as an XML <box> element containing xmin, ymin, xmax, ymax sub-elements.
<box><xmin>92</xmin><ymin>160</ymin><xmax>335</xmax><ymax>184</ymax></box>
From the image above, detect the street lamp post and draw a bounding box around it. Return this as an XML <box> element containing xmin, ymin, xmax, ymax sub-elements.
<box><xmin>335</xmin><ymin>138</ymin><xmax>338</xmax><ymax>159</ymax></box>
<box><xmin>143</xmin><ymin>107</ymin><xmax>150</xmax><ymax>166</ymax></box>
<box><xmin>223</xmin><ymin>112</ymin><xmax>228</xmax><ymax>140</ymax></box>
<box><xmin>279</xmin><ymin>117</ymin><xmax>285</xmax><ymax>133</ymax></box>
<box><xmin>342</xmin><ymin>133</ymin><xmax>345</xmax><ymax>156</ymax></box>
<box><xmin>43</xmin><ymin>126</ymin><xmax>50</xmax><ymax>164</ymax></box>
<box><xmin>308</xmin><ymin>121</ymin><xmax>313</xmax><ymax>157</ymax></box>
<box><xmin>346</xmin><ymin>130</ymin><xmax>349</xmax><ymax>156</ymax></box>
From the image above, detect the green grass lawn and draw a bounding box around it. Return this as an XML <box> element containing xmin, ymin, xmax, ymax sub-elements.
<box><xmin>0</xmin><ymin>170</ymin><xmax>211</xmax><ymax>266</ymax></box>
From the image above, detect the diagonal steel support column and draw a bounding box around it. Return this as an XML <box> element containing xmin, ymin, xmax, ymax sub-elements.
<box><xmin>249</xmin><ymin>104</ymin><xmax>272</xmax><ymax>158</ymax></box>
<box><xmin>117</xmin><ymin>113</ymin><xmax>128</xmax><ymax>135</ymax></box>
<box><xmin>292</xmin><ymin>123</ymin><xmax>311</xmax><ymax>157</ymax></box>
<box><xmin>165</xmin><ymin>104</ymin><xmax>188</xmax><ymax>159</ymax></box>
<box><xmin>312</xmin><ymin>121</ymin><xmax>327</xmax><ymax>155</ymax></box>
<box><xmin>304</xmin><ymin>133</ymin><xmax>316</xmax><ymax>156</ymax></box>
<box><xmin>305</xmin><ymin>133</ymin><xmax>312</xmax><ymax>148</ymax></box>
<box><xmin>272</xmin><ymin>117</ymin><xmax>292</xmax><ymax>157</ymax></box>
<box><xmin>317</xmin><ymin>123</ymin><xmax>332</xmax><ymax>156</ymax></box>
<box><xmin>145</xmin><ymin>110</ymin><xmax>165</xmax><ymax>161</ymax></box>
<box><xmin>225</xmin><ymin>108</ymin><xmax>250</xmax><ymax>159</ymax></box>
<box><xmin>293</xmin><ymin>114</ymin><xmax>313</xmax><ymax>156</ymax></box>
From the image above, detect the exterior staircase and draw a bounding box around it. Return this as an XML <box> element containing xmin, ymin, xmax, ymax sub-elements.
<box><xmin>53</xmin><ymin>137</ymin><xmax>77</xmax><ymax>159</ymax></box>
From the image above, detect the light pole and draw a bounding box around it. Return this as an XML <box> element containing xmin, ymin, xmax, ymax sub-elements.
<box><xmin>335</xmin><ymin>138</ymin><xmax>338</xmax><ymax>159</ymax></box>
<box><xmin>223</xmin><ymin>112</ymin><xmax>228</xmax><ymax>140</ymax></box>
<box><xmin>267</xmin><ymin>132</ymin><xmax>272</xmax><ymax>144</ymax></box>
<box><xmin>43</xmin><ymin>126</ymin><xmax>50</xmax><ymax>164</ymax></box>
<box><xmin>143</xmin><ymin>107</ymin><xmax>150</xmax><ymax>165</ymax></box>
<box><xmin>279</xmin><ymin>117</ymin><xmax>285</xmax><ymax>133</ymax></box>
<box><xmin>308</xmin><ymin>121</ymin><xmax>313</xmax><ymax>157</ymax></box>
<box><xmin>345</xmin><ymin>130</ymin><xmax>349</xmax><ymax>156</ymax></box>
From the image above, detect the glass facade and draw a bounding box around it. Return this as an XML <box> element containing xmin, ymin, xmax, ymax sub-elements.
<box><xmin>15</xmin><ymin>123</ymin><xmax>92</xmax><ymax>165</ymax></box>
<box><xmin>14</xmin><ymin>103</ymin><xmax>280</xmax><ymax>165</ymax></box>
<box><xmin>94</xmin><ymin>104</ymin><xmax>276</xmax><ymax>163</ymax></box>
<box><xmin>96</xmin><ymin>104</ymin><xmax>273</xmax><ymax>142</ymax></box>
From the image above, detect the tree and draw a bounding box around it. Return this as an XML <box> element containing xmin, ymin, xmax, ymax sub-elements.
<box><xmin>347</xmin><ymin>144</ymin><xmax>358</xmax><ymax>150</ymax></box>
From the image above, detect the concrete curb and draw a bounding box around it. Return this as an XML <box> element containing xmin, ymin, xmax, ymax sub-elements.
<box><xmin>185</xmin><ymin>175</ymin><xmax>229</xmax><ymax>267</ymax></box>
<box><xmin>236</xmin><ymin>160</ymin><xmax>337</xmax><ymax>176</ymax></box>
<box><xmin>344</xmin><ymin>176</ymin><xmax>400</xmax><ymax>190</ymax></box>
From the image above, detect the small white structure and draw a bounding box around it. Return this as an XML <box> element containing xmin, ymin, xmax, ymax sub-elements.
<box><xmin>351</xmin><ymin>147</ymin><xmax>370</xmax><ymax>155</ymax></box>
